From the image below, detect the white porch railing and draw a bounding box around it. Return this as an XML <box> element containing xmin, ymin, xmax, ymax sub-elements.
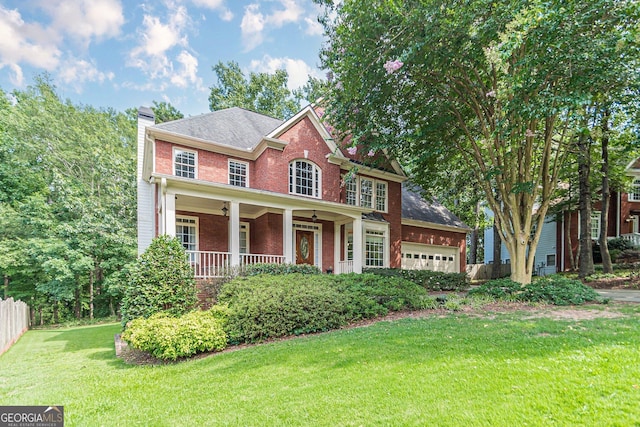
<box><xmin>337</xmin><ymin>260</ymin><xmax>353</xmax><ymax>274</ymax></box>
<box><xmin>186</xmin><ymin>251</ymin><xmax>286</xmax><ymax>278</ymax></box>
<box><xmin>620</xmin><ymin>233</ymin><xmax>640</xmax><ymax>247</ymax></box>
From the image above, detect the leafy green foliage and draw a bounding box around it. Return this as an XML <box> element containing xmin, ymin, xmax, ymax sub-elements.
<box><xmin>217</xmin><ymin>273</ymin><xmax>431</xmax><ymax>343</ymax></box>
<box><xmin>469</xmin><ymin>276</ymin><xmax>602</xmax><ymax>305</ymax></box>
<box><xmin>209</xmin><ymin>61</ymin><xmax>302</xmax><ymax>119</ymax></box>
<box><xmin>122</xmin><ymin>308</ymin><xmax>228</xmax><ymax>360</ymax></box>
<box><xmin>218</xmin><ymin>274</ymin><xmax>348</xmax><ymax>343</ymax></box>
<box><xmin>242</xmin><ymin>263</ymin><xmax>322</xmax><ymax>276</ymax></box>
<box><xmin>120</xmin><ymin>236</ymin><xmax>198</xmax><ymax>327</ymax></box>
<box><xmin>364</xmin><ymin>268</ymin><xmax>469</xmax><ymax>291</ymax></box>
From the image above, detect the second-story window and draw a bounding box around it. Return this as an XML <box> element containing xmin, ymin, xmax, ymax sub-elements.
<box><xmin>343</xmin><ymin>174</ymin><xmax>388</xmax><ymax>212</ymax></box>
<box><xmin>289</xmin><ymin>160</ymin><xmax>320</xmax><ymax>198</ymax></box>
<box><xmin>174</xmin><ymin>148</ymin><xmax>196</xmax><ymax>179</ymax></box>
<box><xmin>229</xmin><ymin>160</ymin><xmax>248</xmax><ymax>187</ymax></box>
<box><xmin>630</xmin><ymin>179</ymin><xmax>640</xmax><ymax>202</ymax></box>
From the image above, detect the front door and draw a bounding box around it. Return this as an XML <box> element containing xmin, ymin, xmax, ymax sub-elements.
<box><xmin>296</xmin><ymin>230</ymin><xmax>314</xmax><ymax>265</ymax></box>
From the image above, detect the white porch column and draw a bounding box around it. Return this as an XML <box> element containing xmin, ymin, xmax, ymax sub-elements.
<box><xmin>352</xmin><ymin>216</ymin><xmax>363</xmax><ymax>273</ymax></box>
<box><xmin>283</xmin><ymin>209</ymin><xmax>294</xmax><ymax>264</ymax></box>
<box><xmin>333</xmin><ymin>222</ymin><xmax>341</xmax><ymax>274</ymax></box>
<box><xmin>229</xmin><ymin>201</ymin><xmax>240</xmax><ymax>267</ymax></box>
<box><xmin>165</xmin><ymin>191</ymin><xmax>176</xmax><ymax>237</ymax></box>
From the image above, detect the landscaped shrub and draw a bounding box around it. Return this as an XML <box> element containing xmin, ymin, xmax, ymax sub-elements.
<box><xmin>364</xmin><ymin>268</ymin><xmax>469</xmax><ymax>291</ymax></box>
<box><xmin>120</xmin><ymin>236</ymin><xmax>198</xmax><ymax>327</ymax></box>
<box><xmin>122</xmin><ymin>307</ymin><xmax>228</xmax><ymax>360</ymax></box>
<box><xmin>242</xmin><ymin>263</ymin><xmax>322</xmax><ymax>276</ymax></box>
<box><xmin>520</xmin><ymin>276</ymin><xmax>602</xmax><ymax>305</ymax></box>
<box><xmin>469</xmin><ymin>276</ymin><xmax>602</xmax><ymax>305</ymax></box>
<box><xmin>329</xmin><ymin>273</ymin><xmax>431</xmax><ymax>318</ymax></box>
<box><xmin>218</xmin><ymin>274</ymin><xmax>349</xmax><ymax>343</ymax></box>
<box><xmin>468</xmin><ymin>278</ymin><xmax>522</xmax><ymax>299</ymax></box>
<box><xmin>608</xmin><ymin>237</ymin><xmax>637</xmax><ymax>251</ymax></box>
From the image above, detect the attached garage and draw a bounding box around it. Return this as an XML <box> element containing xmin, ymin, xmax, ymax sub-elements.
<box><xmin>401</xmin><ymin>242</ymin><xmax>460</xmax><ymax>273</ymax></box>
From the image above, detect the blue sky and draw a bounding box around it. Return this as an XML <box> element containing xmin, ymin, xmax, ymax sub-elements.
<box><xmin>0</xmin><ymin>0</ymin><xmax>326</xmax><ymax>116</ymax></box>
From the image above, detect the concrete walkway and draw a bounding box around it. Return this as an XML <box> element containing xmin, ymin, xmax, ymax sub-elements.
<box><xmin>595</xmin><ymin>289</ymin><xmax>640</xmax><ymax>303</ymax></box>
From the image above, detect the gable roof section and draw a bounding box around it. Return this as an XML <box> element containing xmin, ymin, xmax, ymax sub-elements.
<box><xmin>402</xmin><ymin>183</ymin><xmax>469</xmax><ymax>231</ymax></box>
<box><xmin>152</xmin><ymin>107</ymin><xmax>283</xmax><ymax>150</ymax></box>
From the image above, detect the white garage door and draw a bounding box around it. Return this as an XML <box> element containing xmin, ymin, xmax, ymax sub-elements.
<box><xmin>401</xmin><ymin>243</ymin><xmax>460</xmax><ymax>273</ymax></box>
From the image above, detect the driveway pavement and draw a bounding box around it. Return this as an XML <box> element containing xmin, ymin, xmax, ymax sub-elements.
<box><xmin>595</xmin><ymin>289</ymin><xmax>640</xmax><ymax>303</ymax></box>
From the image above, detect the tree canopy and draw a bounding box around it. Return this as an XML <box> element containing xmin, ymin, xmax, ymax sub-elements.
<box><xmin>316</xmin><ymin>0</ymin><xmax>640</xmax><ymax>283</ymax></box>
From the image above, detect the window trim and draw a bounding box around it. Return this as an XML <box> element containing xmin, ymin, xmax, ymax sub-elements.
<box><xmin>343</xmin><ymin>174</ymin><xmax>388</xmax><ymax>213</ymax></box>
<box><xmin>176</xmin><ymin>215</ymin><xmax>199</xmax><ymax>252</ymax></box>
<box><xmin>228</xmin><ymin>159</ymin><xmax>249</xmax><ymax>187</ymax></box>
<box><xmin>289</xmin><ymin>159</ymin><xmax>321</xmax><ymax>198</ymax></box>
<box><xmin>239</xmin><ymin>222</ymin><xmax>250</xmax><ymax>254</ymax></box>
<box><xmin>630</xmin><ymin>178</ymin><xmax>640</xmax><ymax>202</ymax></box>
<box><xmin>591</xmin><ymin>211</ymin><xmax>601</xmax><ymax>240</ymax></box>
<box><xmin>173</xmin><ymin>147</ymin><xmax>197</xmax><ymax>179</ymax></box>
<box><xmin>546</xmin><ymin>253</ymin><xmax>556</xmax><ymax>267</ymax></box>
<box><xmin>363</xmin><ymin>221</ymin><xmax>390</xmax><ymax>268</ymax></box>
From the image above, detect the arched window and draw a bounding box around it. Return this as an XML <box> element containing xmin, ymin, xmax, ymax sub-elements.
<box><xmin>289</xmin><ymin>160</ymin><xmax>321</xmax><ymax>198</ymax></box>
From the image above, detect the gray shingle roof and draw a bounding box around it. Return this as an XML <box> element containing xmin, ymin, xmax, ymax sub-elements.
<box><xmin>402</xmin><ymin>183</ymin><xmax>469</xmax><ymax>230</ymax></box>
<box><xmin>152</xmin><ymin>107</ymin><xmax>284</xmax><ymax>149</ymax></box>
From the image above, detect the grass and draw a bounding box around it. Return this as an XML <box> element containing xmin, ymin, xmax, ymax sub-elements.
<box><xmin>2</xmin><ymin>305</ymin><xmax>640</xmax><ymax>426</ymax></box>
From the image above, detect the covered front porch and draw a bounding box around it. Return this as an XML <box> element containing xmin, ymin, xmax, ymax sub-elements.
<box><xmin>154</xmin><ymin>175</ymin><xmax>370</xmax><ymax>278</ymax></box>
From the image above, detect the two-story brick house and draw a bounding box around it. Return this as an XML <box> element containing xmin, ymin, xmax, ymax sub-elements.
<box><xmin>136</xmin><ymin>105</ymin><xmax>468</xmax><ymax>278</ymax></box>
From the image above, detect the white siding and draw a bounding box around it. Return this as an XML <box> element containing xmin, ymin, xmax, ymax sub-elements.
<box><xmin>137</xmin><ymin>108</ymin><xmax>155</xmax><ymax>255</ymax></box>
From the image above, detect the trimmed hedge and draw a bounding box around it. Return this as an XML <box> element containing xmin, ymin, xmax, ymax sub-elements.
<box><xmin>217</xmin><ymin>273</ymin><xmax>432</xmax><ymax>343</ymax></box>
<box><xmin>122</xmin><ymin>308</ymin><xmax>229</xmax><ymax>360</ymax></box>
<box><xmin>242</xmin><ymin>263</ymin><xmax>322</xmax><ymax>276</ymax></box>
<box><xmin>364</xmin><ymin>268</ymin><xmax>469</xmax><ymax>291</ymax></box>
<box><xmin>468</xmin><ymin>275</ymin><xmax>602</xmax><ymax>305</ymax></box>
<box><xmin>218</xmin><ymin>274</ymin><xmax>348</xmax><ymax>343</ymax></box>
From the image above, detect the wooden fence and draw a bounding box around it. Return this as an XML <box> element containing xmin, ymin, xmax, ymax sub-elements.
<box><xmin>0</xmin><ymin>297</ymin><xmax>30</xmax><ymax>356</ymax></box>
<box><xmin>466</xmin><ymin>263</ymin><xmax>511</xmax><ymax>281</ymax></box>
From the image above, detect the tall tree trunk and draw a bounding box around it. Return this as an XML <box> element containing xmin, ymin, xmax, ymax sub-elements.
<box><xmin>469</xmin><ymin>200</ymin><xmax>482</xmax><ymax>265</ymax></box>
<box><xmin>599</xmin><ymin>108</ymin><xmax>613</xmax><ymax>273</ymax></box>
<box><xmin>491</xmin><ymin>223</ymin><xmax>502</xmax><ymax>279</ymax></box>
<box><xmin>577</xmin><ymin>130</ymin><xmax>595</xmax><ymax>279</ymax></box>
<box><xmin>564</xmin><ymin>211</ymin><xmax>577</xmax><ymax>271</ymax></box>
<box><xmin>74</xmin><ymin>286</ymin><xmax>81</xmax><ymax>319</ymax></box>
<box><xmin>3</xmin><ymin>274</ymin><xmax>8</xmax><ymax>299</ymax></box>
<box><xmin>53</xmin><ymin>301</ymin><xmax>59</xmax><ymax>324</ymax></box>
<box><xmin>89</xmin><ymin>269</ymin><xmax>94</xmax><ymax>320</ymax></box>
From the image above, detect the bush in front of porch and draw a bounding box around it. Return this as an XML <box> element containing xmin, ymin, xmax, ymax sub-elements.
<box><xmin>364</xmin><ymin>268</ymin><xmax>469</xmax><ymax>292</ymax></box>
<box><xmin>217</xmin><ymin>273</ymin><xmax>433</xmax><ymax>344</ymax></box>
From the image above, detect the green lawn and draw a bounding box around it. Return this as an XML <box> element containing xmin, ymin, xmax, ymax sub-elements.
<box><xmin>2</xmin><ymin>305</ymin><xmax>640</xmax><ymax>426</ymax></box>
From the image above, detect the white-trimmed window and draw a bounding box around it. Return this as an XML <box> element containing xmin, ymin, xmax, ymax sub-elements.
<box><xmin>630</xmin><ymin>179</ymin><xmax>640</xmax><ymax>202</ymax></box>
<box><xmin>365</xmin><ymin>229</ymin><xmax>385</xmax><ymax>267</ymax></box>
<box><xmin>591</xmin><ymin>211</ymin><xmax>601</xmax><ymax>240</ymax></box>
<box><xmin>174</xmin><ymin>148</ymin><xmax>196</xmax><ymax>179</ymax></box>
<box><xmin>229</xmin><ymin>160</ymin><xmax>248</xmax><ymax>187</ymax></box>
<box><xmin>343</xmin><ymin>174</ymin><xmax>388</xmax><ymax>212</ymax></box>
<box><xmin>240</xmin><ymin>222</ymin><xmax>249</xmax><ymax>254</ymax></box>
<box><xmin>345</xmin><ymin>177</ymin><xmax>358</xmax><ymax>206</ymax></box>
<box><xmin>289</xmin><ymin>160</ymin><xmax>321</xmax><ymax>198</ymax></box>
<box><xmin>176</xmin><ymin>216</ymin><xmax>198</xmax><ymax>251</ymax></box>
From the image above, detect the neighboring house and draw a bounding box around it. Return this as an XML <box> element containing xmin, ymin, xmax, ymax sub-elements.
<box><xmin>136</xmin><ymin>105</ymin><xmax>469</xmax><ymax>278</ymax></box>
<box><xmin>484</xmin><ymin>158</ymin><xmax>640</xmax><ymax>274</ymax></box>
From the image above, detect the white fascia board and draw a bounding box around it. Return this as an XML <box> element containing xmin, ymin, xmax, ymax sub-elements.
<box><xmin>152</xmin><ymin>173</ymin><xmax>370</xmax><ymax>218</ymax></box>
<box><xmin>402</xmin><ymin>218</ymin><xmax>470</xmax><ymax>234</ymax></box>
<box><xmin>625</xmin><ymin>157</ymin><xmax>640</xmax><ymax>173</ymax></box>
<box><xmin>328</xmin><ymin>154</ymin><xmax>407</xmax><ymax>183</ymax></box>
<box><xmin>147</xmin><ymin>128</ymin><xmax>256</xmax><ymax>160</ymax></box>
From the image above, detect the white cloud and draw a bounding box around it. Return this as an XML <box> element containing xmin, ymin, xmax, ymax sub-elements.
<box><xmin>57</xmin><ymin>56</ymin><xmax>114</xmax><ymax>89</ymax></box>
<box><xmin>240</xmin><ymin>0</ymin><xmax>305</xmax><ymax>51</ymax></box>
<box><xmin>37</xmin><ymin>0</ymin><xmax>124</xmax><ymax>44</ymax></box>
<box><xmin>190</xmin><ymin>0</ymin><xmax>233</xmax><ymax>20</ymax></box>
<box><xmin>240</xmin><ymin>4</ymin><xmax>265</xmax><ymax>52</ymax></box>
<box><xmin>304</xmin><ymin>16</ymin><xmax>323</xmax><ymax>36</ymax></box>
<box><xmin>128</xmin><ymin>5</ymin><xmax>190</xmax><ymax>79</ymax></box>
<box><xmin>0</xmin><ymin>6</ymin><xmax>61</xmax><ymax>73</ymax></box>
<box><xmin>170</xmin><ymin>50</ymin><xmax>200</xmax><ymax>88</ymax></box>
<box><xmin>249</xmin><ymin>55</ymin><xmax>319</xmax><ymax>90</ymax></box>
